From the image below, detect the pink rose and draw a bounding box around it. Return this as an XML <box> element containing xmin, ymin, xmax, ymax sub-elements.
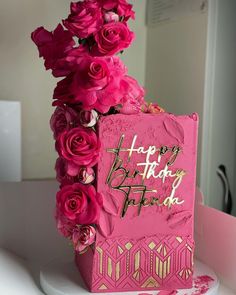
<box><xmin>101</xmin><ymin>0</ymin><xmax>135</xmax><ymax>21</ymax></box>
<box><xmin>104</xmin><ymin>12</ymin><xmax>119</xmax><ymax>23</ymax></box>
<box><xmin>50</xmin><ymin>105</ymin><xmax>78</xmax><ymax>139</ymax></box>
<box><xmin>56</xmin><ymin>214</ymin><xmax>75</xmax><ymax>238</ymax></box>
<box><xmin>72</xmin><ymin>225</ymin><xmax>96</xmax><ymax>252</ymax></box>
<box><xmin>56</xmin><ymin>183</ymin><xmax>102</xmax><ymax>224</ymax></box>
<box><xmin>93</xmin><ymin>22</ymin><xmax>134</xmax><ymax>56</ymax></box>
<box><xmin>79</xmin><ymin>109</ymin><xmax>98</xmax><ymax>127</ymax></box>
<box><xmin>56</xmin><ymin>126</ymin><xmax>100</xmax><ymax>167</ymax></box>
<box><xmin>118</xmin><ymin>76</ymin><xmax>145</xmax><ymax>114</ymax></box>
<box><xmin>31</xmin><ymin>24</ymin><xmax>75</xmax><ymax>76</ymax></box>
<box><xmin>53</xmin><ymin>45</ymin><xmax>89</xmax><ymax>78</ymax></box>
<box><xmin>55</xmin><ymin>157</ymin><xmax>78</xmax><ymax>187</ymax></box>
<box><xmin>63</xmin><ymin>1</ymin><xmax>103</xmax><ymax>39</ymax></box>
<box><xmin>53</xmin><ymin>55</ymin><xmax>127</xmax><ymax>113</ymax></box>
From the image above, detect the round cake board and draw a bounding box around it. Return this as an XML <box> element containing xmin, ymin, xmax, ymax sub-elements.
<box><xmin>40</xmin><ymin>259</ymin><xmax>219</xmax><ymax>295</ymax></box>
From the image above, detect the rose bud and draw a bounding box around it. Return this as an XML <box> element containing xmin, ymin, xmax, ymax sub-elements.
<box><xmin>72</xmin><ymin>225</ymin><xmax>96</xmax><ymax>253</ymax></box>
<box><xmin>79</xmin><ymin>167</ymin><xmax>95</xmax><ymax>185</ymax></box>
<box><xmin>147</xmin><ymin>103</ymin><xmax>165</xmax><ymax>114</ymax></box>
<box><xmin>79</xmin><ymin>110</ymin><xmax>98</xmax><ymax>128</ymax></box>
<box><xmin>104</xmin><ymin>11</ymin><xmax>119</xmax><ymax>23</ymax></box>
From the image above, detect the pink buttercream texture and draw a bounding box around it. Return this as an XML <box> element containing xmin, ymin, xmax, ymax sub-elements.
<box><xmin>76</xmin><ymin>112</ymin><xmax>198</xmax><ymax>292</ymax></box>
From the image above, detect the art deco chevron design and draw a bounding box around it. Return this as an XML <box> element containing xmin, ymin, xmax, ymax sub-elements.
<box><xmin>91</xmin><ymin>235</ymin><xmax>194</xmax><ymax>292</ymax></box>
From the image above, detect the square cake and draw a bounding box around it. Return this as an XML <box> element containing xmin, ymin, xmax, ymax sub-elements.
<box><xmin>76</xmin><ymin>112</ymin><xmax>198</xmax><ymax>292</ymax></box>
<box><xmin>31</xmin><ymin>0</ymin><xmax>199</xmax><ymax>293</ymax></box>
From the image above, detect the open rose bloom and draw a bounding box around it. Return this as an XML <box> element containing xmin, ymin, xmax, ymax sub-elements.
<box><xmin>31</xmin><ymin>1</ymin><xmax>201</xmax><ymax>294</ymax></box>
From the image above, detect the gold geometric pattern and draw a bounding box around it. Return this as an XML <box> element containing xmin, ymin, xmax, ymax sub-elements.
<box><xmin>141</xmin><ymin>276</ymin><xmax>159</xmax><ymax>288</ymax></box>
<box><xmin>118</xmin><ymin>246</ymin><xmax>124</xmax><ymax>254</ymax></box>
<box><xmin>96</xmin><ymin>246</ymin><xmax>103</xmax><ymax>275</ymax></box>
<box><xmin>179</xmin><ymin>268</ymin><xmax>192</xmax><ymax>280</ymax></box>
<box><xmin>176</xmin><ymin>236</ymin><xmax>183</xmax><ymax>243</ymax></box>
<box><xmin>148</xmin><ymin>241</ymin><xmax>156</xmax><ymax>250</ymax></box>
<box><xmin>133</xmin><ymin>251</ymin><xmax>141</xmax><ymax>281</ymax></box>
<box><xmin>156</xmin><ymin>243</ymin><xmax>168</xmax><ymax>257</ymax></box>
<box><xmin>155</xmin><ymin>256</ymin><xmax>171</xmax><ymax>279</ymax></box>
<box><xmin>107</xmin><ymin>257</ymin><xmax>112</xmax><ymax>277</ymax></box>
<box><xmin>90</xmin><ymin>236</ymin><xmax>194</xmax><ymax>292</ymax></box>
<box><xmin>98</xmin><ymin>284</ymin><xmax>108</xmax><ymax>290</ymax></box>
<box><xmin>115</xmin><ymin>262</ymin><xmax>120</xmax><ymax>281</ymax></box>
<box><xmin>125</xmin><ymin>242</ymin><xmax>133</xmax><ymax>250</ymax></box>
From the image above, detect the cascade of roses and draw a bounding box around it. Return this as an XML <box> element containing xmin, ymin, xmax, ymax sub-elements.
<box><xmin>31</xmin><ymin>0</ymin><xmax>163</xmax><ymax>253</ymax></box>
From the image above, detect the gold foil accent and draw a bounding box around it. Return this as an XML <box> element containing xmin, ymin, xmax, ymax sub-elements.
<box><xmin>125</xmin><ymin>242</ymin><xmax>133</xmax><ymax>250</ymax></box>
<box><xmin>116</xmin><ymin>262</ymin><xmax>120</xmax><ymax>281</ymax></box>
<box><xmin>133</xmin><ymin>271</ymin><xmax>140</xmax><ymax>281</ymax></box>
<box><xmin>163</xmin><ymin>260</ymin><xmax>167</xmax><ymax>279</ymax></box>
<box><xmin>187</xmin><ymin>245</ymin><xmax>192</xmax><ymax>252</ymax></box>
<box><xmin>133</xmin><ymin>251</ymin><xmax>141</xmax><ymax>281</ymax></box>
<box><xmin>148</xmin><ymin>241</ymin><xmax>156</xmax><ymax>250</ymax></box>
<box><xmin>156</xmin><ymin>244</ymin><xmax>167</xmax><ymax>257</ymax></box>
<box><xmin>150</xmin><ymin>252</ymin><xmax>153</xmax><ymax>273</ymax></box>
<box><xmin>99</xmin><ymin>284</ymin><xmax>108</xmax><ymax>290</ymax></box>
<box><xmin>159</xmin><ymin>259</ymin><xmax>163</xmax><ymax>278</ymax></box>
<box><xmin>96</xmin><ymin>247</ymin><xmax>103</xmax><ymax>274</ymax></box>
<box><xmin>167</xmin><ymin>256</ymin><xmax>171</xmax><ymax>275</ymax></box>
<box><xmin>108</xmin><ymin>257</ymin><xmax>112</xmax><ymax>277</ymax></box>
<box><xmin>118</xmin><ymin>246</ymin><xmax>124</xmax><ymax>254</ymax></box>
<box><xmin>176</xmin><ymin>237</ymin><xmax>183</xmax><ymax>243</ymax></box>
<box><xmin>142</xmin><ymin>277</ymin><xmax>159</xmax><ymax>288</ymax></box>
<box><xmin>156</xmin><ymin>255</ymin><xmax>171</xmax><ymax>279</ymax></box>
<box><xmin>179</xmin><ymin>268</ymin><xmax>192</xmax><ymax>280</ymax></box>
<box><xmin>155</xmin><ymin>256</ymin><xmax>159</xmax><ymax>276</ymax></box>
<box><xmin>157</xmin><ymin>244</ymin><xmax>162</xmax><ymax>254</ymax></box>
<box><xmin>163</xmin><ymin>245</ymin><xmax>167</xmax><ymax>257</ymax></box>
<box><xmin>126</xmin><ymin>252</ymin><xmax>130</xmax><ymax>274</ymax></box>
<box><xmin>135</xmin><ymin>251</ymin><xmax>140</xmax><ymax>270</ymax></box>
<box><xmin>185</xmin><ymin>270</ymin><xmax>189</xmax><ymax>280</ymax></box>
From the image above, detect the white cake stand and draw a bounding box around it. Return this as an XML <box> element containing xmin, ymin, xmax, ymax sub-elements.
<box><xmin>40</xmin><ymin>260</ymin><xmax>219</xmax><ymax>295</ymax></box>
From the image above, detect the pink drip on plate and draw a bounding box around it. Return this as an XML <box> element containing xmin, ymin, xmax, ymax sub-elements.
<box><xmin>182</xmin><ymin>275</ymin><xmax>214</xmax><ymax>295</ymax></box>
<box><xmin>139</xmin><ymin>275</ymin><xmax>214</xmax><ymax>295</ymax></box>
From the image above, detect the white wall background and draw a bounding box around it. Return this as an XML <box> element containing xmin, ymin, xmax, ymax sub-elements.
<box><xmin>145</xmin><ymin>11</ymin><xmax>208</xmax><ymax>182</ymax></box>
<box><xmin>200</xmin><ymin>0</ymin><xmax>236</xmax><ymax>213</ymax></box>
<box><xmin>0</xmin><ymin>0</ymin><xmax>147</xmax><ymax>180</ymax></box>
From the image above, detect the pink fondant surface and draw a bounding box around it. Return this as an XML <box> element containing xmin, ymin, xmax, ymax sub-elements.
<box><xmin>77</xmin><ymin>113</ymin><xmax>198</xmax><ymax>293</ymax></box>
<box><xmin>97</xmin><ymin>113</ymin><xmax>198</xmax><ymax>241</ymax></box>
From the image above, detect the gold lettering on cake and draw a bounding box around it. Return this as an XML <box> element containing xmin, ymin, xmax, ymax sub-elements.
<box><xmin>106</xmin><ymin>135</ymin><xmax>186</xmax><ymax>218</ymax></box>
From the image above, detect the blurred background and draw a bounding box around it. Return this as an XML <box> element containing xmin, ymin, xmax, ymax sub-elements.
<box><xmin>0</xmin><ymin>0</ymin><xmax>235</xmax><ymax>215</ymax></box>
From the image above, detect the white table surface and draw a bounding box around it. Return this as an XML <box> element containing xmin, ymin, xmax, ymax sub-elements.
<box><xmin>40</xmin><ymin>259</ymin><xmax>221</xmax><ymax>295</ymax></box>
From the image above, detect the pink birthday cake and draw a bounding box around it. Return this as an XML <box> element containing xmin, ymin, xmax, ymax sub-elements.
<box><xmin>32</xmin><ymin>0</ymin><xmax>198</xmax><ymax>293</ymax></box>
